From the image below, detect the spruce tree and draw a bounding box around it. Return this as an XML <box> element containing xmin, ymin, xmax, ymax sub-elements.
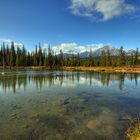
<box><xmin>10</xmin><ymin>42</ymin><xmax>16</xmax><ymax>67</ymax></box>
<box><xmin>100</xmin><ymin>50</ymin><xmax>106</xmax><ymax>66</ymax></box>
<box><xmin>89</xmin><ymin>49</ymin><xmax>93</xmax><ymax>66</ymax></box>
<box><xmin>106</xmin><ymin>49</ymin><xmax>111</xmax><ymax>66</ymax></box>
<box><xmin>118</xmin><ymin>46</ymin><xmax>126</xmax><ymax>66</ymax></box>
<box><xmin>134</xmin><ymin>48</ymin><xmax>139</xmax><ymax>65</ymax></box>
<box><xmin>130</xmin><ymin>53</ymin><xmax>134</xmax><ymax>66</ymax></box>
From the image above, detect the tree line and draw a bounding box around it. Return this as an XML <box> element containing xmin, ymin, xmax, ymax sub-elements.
<box><xmin>0</xmin><ymin>42</ymin><xmax>139</xmax><ymax>68</ymax></box>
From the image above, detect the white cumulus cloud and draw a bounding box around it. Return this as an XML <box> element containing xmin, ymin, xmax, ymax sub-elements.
<box><xmin>70</xmin><ymin>0</ymin><xmax>135</xmax><ymax>21</ymax></box>
<box><xmin>43</xmin><ymin>43</ymin><xmax>110</xmax><ymax>54</ymax></box>
<box><xmin>52</xmin><ymin>43</ymin><xmax>78</xmax><ymax>54</ymax></box>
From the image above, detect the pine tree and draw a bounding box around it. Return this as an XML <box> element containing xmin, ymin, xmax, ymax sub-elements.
<box><xmin>89</xmin><ymin>49</ymin><xmax>93</xmax><ymax>66</ymax></box>
<box><xmin>6</xmin><ymin>45</ymin><xmax>11</xmax><ymax>66</ymax></box>
<box><xmin>34</xmin><ymin>45</ymin><xmax>38</xmax><ymax>66</ymax></box>
<box><xmin>10</xmin><ymin>42</ymin><xmax>16</xmax><ymax>67</ymax></box>
<box><xmin>47</xmin><ymin>46</ymin><xmax>53</xmax><ymax>67</ymax></box>
<box><xmin>21</xmin><ymin>46</ymin><xmax>27</xmax><ymax>66</ymax></box>
<box><xmin>38</xmin><ymin>44</ymin><xmax>43</xmax><ymax>66</ymax></box>
<box><xmin>43</xmin><ymin>49</ymin><xmax>47</xmax><ymax>66</ymax></box>
<box><xmin>59</xmin><ymin>50</ymin><xmax>63</xmax><ymax>66</ymax></box>
<box><xmin>16</xmin><ymin>47</ymin><xmax>20</xmax><ymax>67</ymax></box>
<box><xmin>54</xmin><ymin>54</ymin><xmax>58</xmax><ymax>66</ymax></box>
<box><xmin>118</xmin><ymin>46</ymin><xmax>126</xmax><ymax>66</ymax></box>
<box><xmin>2</xmin><ymin>43</ymin><xmax>6</xmax><ymax>68</ymax></box>
<box><xmin>75</xmin><ymin>53</ymin><xmax>80</xmax><ymax>66</ymax></box>
<box><xmin>106</xmin><ymin>49</ymin><xmax>111</xmax><ymax>66</ymax></box>
<box><xmin>134</xmin><ymin>48</ymin><xmax>139</xmax><ymax>65</ymax></box>
<box><xmin>130</xmin><ymin>53</ymin><xmax>134</xmax><ymax>66</ymax></box>
<box><xmin>100</xmin><ymin>50</ymin><xmax>106</xmax><ymax>66</ymax></box>
<box><xmin>26</xmin><ymin>52</ymin><xmax>31</xmax><ymax>66</ymax></box>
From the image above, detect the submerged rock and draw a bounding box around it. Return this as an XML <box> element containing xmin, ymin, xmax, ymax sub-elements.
<box><xmin>60</xmin><ymin>97</ymin><xmax>71</xmax><ymax>105</ymax></box>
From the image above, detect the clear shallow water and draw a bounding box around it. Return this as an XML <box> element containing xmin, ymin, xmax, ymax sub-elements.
<box><xmin>0</xmin><ymin>70</ymin><xmax>140</xmax><ymax>140</ymax></box>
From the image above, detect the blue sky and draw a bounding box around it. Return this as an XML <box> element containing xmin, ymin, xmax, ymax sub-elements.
<box><xmin>0</xmin><ymin>0</ymin><xmax>140</xmax><ymax>51</ymax></box>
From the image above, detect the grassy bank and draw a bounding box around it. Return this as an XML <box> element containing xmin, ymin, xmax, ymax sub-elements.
<box><xmin>0</xmin><ymin>66</ymin><xmax>140</xmax><ymax>73</ymax></box>
<box><xmin>63</xmin><ymin>66</ymin><xmax>140</xmax><ymax>73</ymax></box>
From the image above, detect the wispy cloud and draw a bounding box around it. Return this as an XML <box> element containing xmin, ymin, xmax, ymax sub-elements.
<box><xmin>0</xmin><ymin>38</ymin><xmax>12</xmax><ymax>43</ymax></box>
<box><xmin>70</xmin><ymin>0</ymin><xmax>136</xmax><ymax>21</ymax></box>
<box><xmin>0</xmin><ymin>38</ymin><xmax>23</xmax><ymax>48</ymax></box>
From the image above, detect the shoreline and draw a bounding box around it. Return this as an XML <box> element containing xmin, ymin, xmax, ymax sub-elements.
<box><xmin>63</xmin><ymin>66</ymin><xmax>140</xmax><ymax>73</ymax></box>
<box><xmin>0</xmin><ymin>66</ymin><xmax>140</xmax><ymax>73</ymax></box>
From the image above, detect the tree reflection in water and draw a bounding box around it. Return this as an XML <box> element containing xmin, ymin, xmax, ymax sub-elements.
<box><xmin>0</xmin><ymin>71</ymin><xmax>139</xmax><ymax>94</ymax></box>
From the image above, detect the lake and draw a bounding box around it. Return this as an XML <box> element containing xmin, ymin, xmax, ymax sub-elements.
<box><xmin>0</xmin><ymin>70</ymin><xmax>140</xmax><ymax>140</ymax></box>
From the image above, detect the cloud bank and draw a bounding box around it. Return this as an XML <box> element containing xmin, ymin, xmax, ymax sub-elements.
<box><xmin>43</xmin><ymin>43</ymin><xmax>111</xmax><ymax>54</ymax></box>
<box><xmin>70</xmin><ymin>0</ymin><xmax>135</xmax><ymax>21</ymax></box>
